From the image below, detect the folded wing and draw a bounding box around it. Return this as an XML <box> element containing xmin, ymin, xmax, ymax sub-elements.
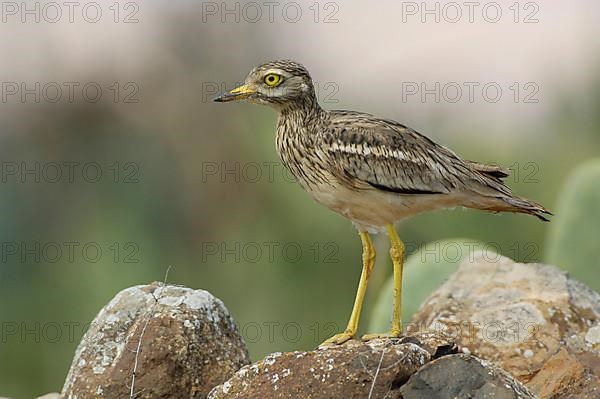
<box><xmin>320</xmin><ymin>111</ymin><xmax>510</xmax><ymax>197</ymax></box>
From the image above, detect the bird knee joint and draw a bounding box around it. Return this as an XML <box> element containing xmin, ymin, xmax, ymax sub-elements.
<box><xmin>390</xmin><ymin>245</ymin><xmax>404</xmax><ymax>261</ymax></box>
<box><xmin>363</xmin><ymin>248</ymin><xmax>375</xmax><ymax>263</ymax></box>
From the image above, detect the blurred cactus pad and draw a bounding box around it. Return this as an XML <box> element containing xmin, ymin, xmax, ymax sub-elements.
<box><xmin>368</xmin><ymin>239</ymin><xmax>492</xmax><ymax>333</ymax></box>
<box><xmin>546</xmin><ymin>159</ymin><xmax>600</xmax><ymax>292</ymax></box>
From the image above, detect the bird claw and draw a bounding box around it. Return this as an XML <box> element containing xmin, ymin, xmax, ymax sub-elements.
<box><xmin>319</xmin><ymin>331</ymin><xmax>355</xmax><ymax>347</ymax></box>
<box><xmin>361</xmin><ymin>330</ymin><xmax>402</xmax><ymax>341</ymax></box>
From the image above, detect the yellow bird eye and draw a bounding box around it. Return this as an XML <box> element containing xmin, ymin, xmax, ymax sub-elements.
<box><xmin>264</xmin><ymin>73</ymin><xmax>282</xmax><ymax>87</ymax></box>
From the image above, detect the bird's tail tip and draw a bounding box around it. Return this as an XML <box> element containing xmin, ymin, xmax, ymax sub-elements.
<box><xmin>504</xmin><ymin>195</ymin><xmax>552</xmax><ymax>222</ymax></box>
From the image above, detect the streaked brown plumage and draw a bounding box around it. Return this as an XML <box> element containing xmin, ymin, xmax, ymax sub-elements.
<box><xmin>214</xmin><ymin>60</ymin><xmax>551</xmax><ymax>345</ymax></box>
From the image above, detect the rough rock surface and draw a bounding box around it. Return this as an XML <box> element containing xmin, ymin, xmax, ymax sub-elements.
<box><xmin>401</xmin><ymin>354</ymin><xmax>535</xmax><ymax>399</ymax></box>
<box><xmin>410</xmin><ymin>251</ymin><xmax>600</xmax><ymax>397</ymax></box>
<box><xmin>61</xmin><ymin>283</ymin><xmax>250</xmax><ymax>399</ymax></box>
<box><xmin>526</xmin><ymin>348</ymin><xmax>600</xmax><ymax>398</ymax></box>
<box><xmin>208</xmin><ymin>332</ymin><xmax>458</xmax><ymax>398</ymax></box>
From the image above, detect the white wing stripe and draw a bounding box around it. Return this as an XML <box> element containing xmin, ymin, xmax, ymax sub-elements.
<box><xmin>328</xmin><ymin>142</ymin><xmax>427</xmax><ymax>163</ymax></box>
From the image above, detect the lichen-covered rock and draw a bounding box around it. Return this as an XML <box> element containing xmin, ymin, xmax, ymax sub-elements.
<box><xmin>208</xmin><ymin>332</ymin><xmax>457</xmax><ymax>398</ymax></box>
<box><xmin>410</xmin><ymin>252</ymin><xmax>600</xmax><ymax>397</ymax></box>
<box><xmin>61</xmin><ymin>283</ymin><xmax>250</xmax><ymax>399</ymax></box>
<box><xmin>400</xmin><ymin>354</ymin><xmax>535</xmax><ymax>398</ymax></box>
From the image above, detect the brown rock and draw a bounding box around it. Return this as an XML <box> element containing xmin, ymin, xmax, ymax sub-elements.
<box><xmin>208</xmin><ymin>332</ymin><xmax>457</xmax><ymax>398</ymax></box>
<box><xmin>401</xmin><ymin>354</ymin><xmax>535</xmax><ymax>399</ymax></box>
<box><xmin>527</xmin><ymin>348</ymin><xmax>600</xmax><ymax>398</ymax></box>
<box><xmin>409</xmin><ymin>252</ymin><xmax>600</xmax><ymax>396</ymax></box>
<box><xmin>61</xmin><ymin>283</ymin><xmax>250</xmax><ymax>399</ymax></box>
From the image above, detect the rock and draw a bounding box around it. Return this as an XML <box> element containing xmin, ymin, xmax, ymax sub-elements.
<box><xmin>526</xmin><ymin>348</ymin><xmax>600</xmax><ymax>398</ymax></box>
<box><xmin>586</xmin><ymin>325</ymin><xmax>600</xmax><ymax>346</ymax></box>
<box><xmin>401</xmin><ymin>354</ymin><xmax>535</xmax><ymax>399</ymax></box>
<box><xmin>410</xmin><ymin>251</ymin><xmax>600</xmax><ymax>397</ymax></box>
<box><xmin>208</xmin><ymin>332</ymin><xmax>458</xmax><ymax>398</ymax></box>
<box><xmin>62</xmin><ymin>283</ymin><xmax>250</xmax><ymax>399</ymax></box>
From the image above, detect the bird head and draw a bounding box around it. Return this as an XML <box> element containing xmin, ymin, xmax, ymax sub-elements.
<box><xmin>213</xmin><ymin>60</ymin><xmax>316</xmax><ymax>109</ymax></box>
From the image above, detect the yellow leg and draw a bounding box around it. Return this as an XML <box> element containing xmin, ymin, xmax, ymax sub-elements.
<box><xmin>320</xmin><ymin>231</ymin><xmax>375</xmax><ymax>346</ymax></box>
<box><xmin>362</xmin><ymin>224</ymin><xmax>404</xmax><ymax>340</ymax></box>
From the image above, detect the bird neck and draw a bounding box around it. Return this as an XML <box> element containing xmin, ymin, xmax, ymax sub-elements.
<box><xmin>278</xmin><ymin>92</ymin><xmax>324</xmax><ymax>127</ymax></box>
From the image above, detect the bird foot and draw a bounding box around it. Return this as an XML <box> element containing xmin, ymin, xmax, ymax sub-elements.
<box><xmin>319</xmin><ymin>330</ymin><xmax>355</xmax><ymax>347</ymax></box>
<box><xmin>361</xmin><ymin>330</ymin><xmax>402</xmax><ymax>341</ymax></box>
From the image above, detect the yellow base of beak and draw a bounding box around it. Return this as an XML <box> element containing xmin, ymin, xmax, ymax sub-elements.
<box><xmin>213</xmin><ymin>84</ymin><xmax>256</xmax><ymax>102</ymax></box>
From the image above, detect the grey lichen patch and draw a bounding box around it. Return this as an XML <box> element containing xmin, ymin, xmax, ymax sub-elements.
<box><xmin>585</xmin><ymin>325</ymin><xmax>600</xmax><ymax>346</ymax></box>
<box><xmin>472</xmin><ymin>302</ymin><xmax>547</xmax><ymax>346</ymax></box>
<box><xmin>568</xmin><ymin>278</ymin><xmax>600</xmax><ymax>317</ymax></box>
<box><xmin>263</xmin><ymin>351</ymin><xmax>283</xmax><ymax>366</ymax></box>
<box><xmin>155</xmin><ymin>285</ymin><xmax>238</xmax><ymax>338</ymax></box>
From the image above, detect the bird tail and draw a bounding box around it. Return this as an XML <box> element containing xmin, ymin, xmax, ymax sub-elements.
<box><xmin>500</xmin><ymin>195</ymin><xmax>552</xmax><ymax>222</ymax></box>
<box><xmin>468</xmin><ymin>193</ymin><xmax>552</xmax><ymax>222</ymax></box>
<box><xmin>466</xmin><ymin>161</ymin><xmax>552</xmax><ymax>221</ymax></box>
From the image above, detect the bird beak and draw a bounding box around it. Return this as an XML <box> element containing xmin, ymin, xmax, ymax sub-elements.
<box><xmin>213</xmin><ymin>84</ymin><xmax>256</xmax><ymax>102</ymax></box>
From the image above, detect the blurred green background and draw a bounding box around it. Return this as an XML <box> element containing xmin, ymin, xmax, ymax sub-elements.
<box><xmin>0</xmin><ymin>1</ymin><xmax>599</xmax><ymax>397</ymax></box>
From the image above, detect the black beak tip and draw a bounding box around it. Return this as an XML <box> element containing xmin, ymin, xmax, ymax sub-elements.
<box><xmin>213</xmin><ymin>95</ymin><xmax>224</xmax><ymax>102</ymax></box>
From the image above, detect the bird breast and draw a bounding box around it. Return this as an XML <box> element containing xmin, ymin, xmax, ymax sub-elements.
<box><xmin>275</xmin><ymin>118</ymin><xmax>331</xmax><ymax>191</ymax></box>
